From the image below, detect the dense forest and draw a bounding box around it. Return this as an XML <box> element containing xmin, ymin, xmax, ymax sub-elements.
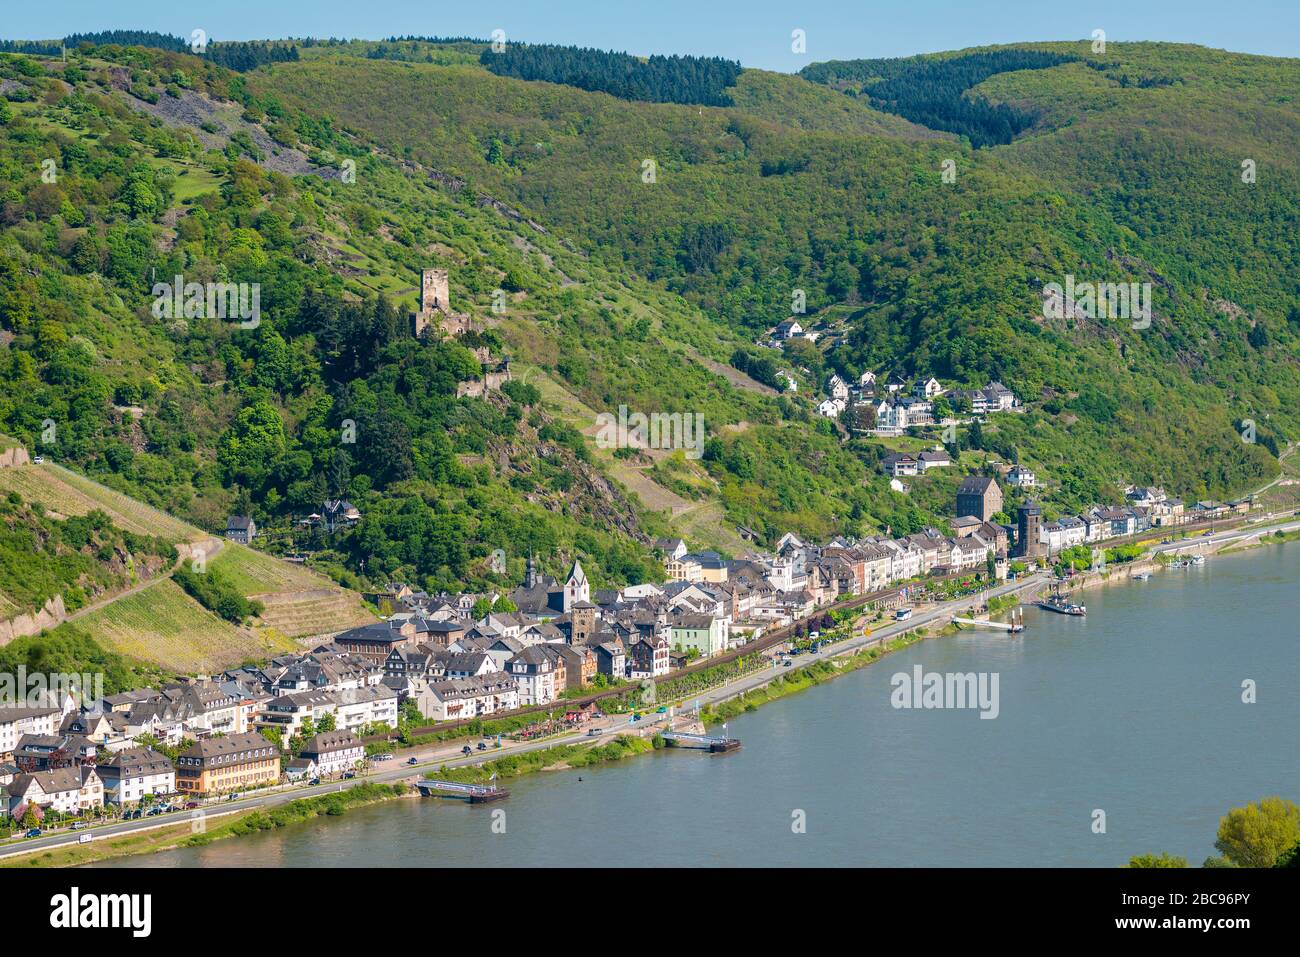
<box><xmin>800</xmin><ymin>50</ymin><xmax>1078</xmax><ymax>146</ymax></box>
<box><xmin>481</xmin><ymin>43</ymin><xmax>743</xmax><ymax>105</ymax></box>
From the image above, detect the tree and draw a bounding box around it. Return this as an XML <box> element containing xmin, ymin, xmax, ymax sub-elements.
<box><xmin>317</xmin><ymin>711</ymin><xmax>336</xmax><ymax>733</ymax></box>
<box><xmin>1214</xmin><ymin>796</ymin><xmax>1300</xmax><ymax>868</ymax></box>
<box><xmin>1126</xmin><ymin>852</ymin><xmax>1187</xmax><ymax>868</ymax></box>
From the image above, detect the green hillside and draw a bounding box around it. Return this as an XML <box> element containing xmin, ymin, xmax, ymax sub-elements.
<box><xmin>252</xmin><ymin>41</ymin><xmax>1293</xmax><ymax>504</ymax></box>
<box><xmin>0</xmin><ymin>34</ymin><xmax>1295</xmax><ymax>602</ymax></box>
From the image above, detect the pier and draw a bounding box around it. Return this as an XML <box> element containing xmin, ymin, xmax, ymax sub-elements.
<box><xmin>415</xmin><ymin>779</ymin><xmax>510</xmax><ymax>803</ymax></box>
<box><xmin>951</xmin><ymin>616</ymin><xmax>1024</xmax><ymax>632</ymax></box>
<box><xmin>660</xmin><ymin>731</ymin><xmax>741</xmax><ymax>753</ymax></box>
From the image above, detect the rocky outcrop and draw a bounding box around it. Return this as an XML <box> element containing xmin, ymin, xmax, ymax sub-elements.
<box><xmin>0</xmin><ymin>445</ymin><xmax>30</xmax><ymax>468</ymax></box>
<box><xmin>0</xmin><ymin>594</ymin><xmax>67</xmax><ymax>647</ymax></box>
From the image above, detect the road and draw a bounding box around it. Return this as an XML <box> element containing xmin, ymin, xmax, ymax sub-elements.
<box><xmin>5</xmin><ymin>513</ymin><xmax>1293</xmax><ymax>861</ymax></box>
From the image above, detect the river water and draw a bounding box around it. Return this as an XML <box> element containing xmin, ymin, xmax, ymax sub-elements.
<box><xmin>103</xmin><ymin>543</ymin><xmax>1299</xmax><ymax>867</ymax></box>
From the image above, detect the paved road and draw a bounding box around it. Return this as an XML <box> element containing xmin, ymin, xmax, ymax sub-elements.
<box><xmin>6</xmin><ymin>515</ymin><xmax>1293</xmax><ymax>861</ymax></box>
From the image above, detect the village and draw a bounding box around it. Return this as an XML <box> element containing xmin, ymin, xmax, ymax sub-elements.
<box><xmin>0</xmin><ymin>438</ymin><xmax>1253</xmax><ymax>835</ymax></box>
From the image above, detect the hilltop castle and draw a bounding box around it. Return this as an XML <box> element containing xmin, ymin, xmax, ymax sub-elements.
<box><xmin>412</xmin><ymin>268</ymin><xmax>472</xmax><ymax>339</ymax></box>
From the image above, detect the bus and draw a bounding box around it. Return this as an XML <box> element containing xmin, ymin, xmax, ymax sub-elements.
<box><xmin>894</xmin><ymin>607</ymin><xmax>914</xmax><ymax>621</ymax></box>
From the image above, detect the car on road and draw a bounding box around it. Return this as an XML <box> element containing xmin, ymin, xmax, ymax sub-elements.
<box><xmin>783</xmin><ymin>659</ymin><xmax>793</xmax><ymax>667</ymax></box>
<box><xmin>656</xmin><ymin>706</ymin><xmax>667</xmax><ymax>713</ymax></box>
<box><xmin>25</xmin><ymin>828</ymin><xmax>41</xmax><ymax>838</ymax></box>
<box><xmin>407</xmin><ymin>757</ymin><xmax>419</xmax><ymax>765</ymax></box>
<box><xmin>587</xmin><ymin>728</ymin><xmax>603</xmax><ymax>737</ymax></box>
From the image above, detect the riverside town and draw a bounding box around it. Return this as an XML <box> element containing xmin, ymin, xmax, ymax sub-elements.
<box><xmin>0</xmin><ymin>1</ymin><xmax>1295</xmax><ymax>934</ymax></box>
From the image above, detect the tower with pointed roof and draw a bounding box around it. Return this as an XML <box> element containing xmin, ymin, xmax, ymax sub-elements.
<box><xmin>563</xmin><ymin>560</ymin><xmax>589</xmax><ymax>612</ymax></box>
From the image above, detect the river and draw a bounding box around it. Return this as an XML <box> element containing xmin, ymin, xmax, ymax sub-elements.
<box><xmin>101</xmin><ymin>542</ymin><xmax>1299</xmax><ymax>867</ymax></box>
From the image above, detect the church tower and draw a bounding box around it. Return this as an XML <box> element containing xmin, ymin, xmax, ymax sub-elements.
<box><xmin>563</xmin><ymin>560</ymin><xmax>589</xmax><ymax>612</ymax></box>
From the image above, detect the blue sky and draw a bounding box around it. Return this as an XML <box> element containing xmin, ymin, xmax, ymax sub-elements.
<box><xmin>4</xmin><ymin>0</ymin><xmax>1297</xmax><ymax>70</ymax></box>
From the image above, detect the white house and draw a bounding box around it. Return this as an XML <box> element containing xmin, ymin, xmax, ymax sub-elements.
<box><xmin>299</xmin><ymin>731</ymin><xmax>366</xmax><ymax>777</ymax></box>
<box><xmin>773</xmin><ymin>319</ymin><xmax>803</xmax><ymax>339</ymax></box>
<box><xmin>0</xmin><ymin>706</ymin><xmax>60</xmax><ymax>762</ymax></box>
<box><xmin>416</xmin><ymin>674</ymin><xmax>520</xmax><ymax>721</ymax></box>
<box><xmin>506</xmin><ymin>646</ymin><xmax>559</xmax><ymax>706</ymax></box>
<box><xmin>882</xmin><ymin>453</ymin><xmax>919</xmax><ymax>477</ymax></box>
<box><xmin>914</xmin><ymin>376</ymin><xmax>944</xmax><ymax>399</ymax></box>
<box><xmin>98</xmin><ymin>747</ymin><xmax>175</xmax><ymax>805</ymax></box>
<box><xmin>7</xmin><ymin>766</ymin><xmax>103</xmax><ymax>818</ymax></box>
<box><xmin>817</xmin><ymin>398</ymin><xmax>844</xmax><ymax>418</ymax></box>
<box><xmin>1007</xmin><ymin>465</ymin><xmax>1037</xmax><ymax>487</ymax></box>
<box><xmin>827</xmin><ymin>374</ymin><xmax>850</xmax><ymax>401</ymax></box>
<box><xmin>918</xmin><ymin>448</ymin><xmax>952</xmax><ymax>470</ymax></box>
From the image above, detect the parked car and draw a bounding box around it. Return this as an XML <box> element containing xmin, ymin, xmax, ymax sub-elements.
<box><xmin>71</xmin><ymin>821</ymin><xmax>87</xmax><ymax>830</ymax></box>
<box><xmin>407</xmin><ymin>757</ymin><xmax>419</xmax><ymax>766</ymax></box>
<box><xmin>342</xmin><ymin>771</ymin><xmax>356</xmax><ymax>779</ymax></box>
<box><xmin>461</xmin><ymin>745</ymin><xmax>473</xmax><ymax>755</ymax></box>
<box><xmin>184</xmin><ymin>801</ymin><xmax>200</xmax><ymax>810</ymax></box>
<box><xmin>656</xmin><ymin>706</ymin><xmax>668</xmax><ymax>713</ymax></box>
<box><xmin>374</xmin><ymin>753</ymin><xmax>394</xmax><ymax>762</ymax></box>
<box><xmin>476</xmin><ymin>741</ymin><xmax>487</xmax><ymax>751</ymax></box>
<box><xmin>25</xmin><ymin>828</ymin><xmax>41</xmax><ymax>838</ymax></box>
<box><xmin>587</xmin><ymin>728</ymin><xmax>603</xmax><ymax>737</ymax></box>
<box><xmin>32</xmin><ymin>456</ymin><xmax>44</xmax><ymax>464</ymax></box>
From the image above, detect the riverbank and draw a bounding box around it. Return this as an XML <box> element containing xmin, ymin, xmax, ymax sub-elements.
<box><xmin>2</xmin><ymin>783</ymin><xmax>413</xmax><ymax>868</ymax></box>
<box><xmin>700</xmin><ymin>632</ymin><xmax>923</xmax><ymax>725</ymax></box>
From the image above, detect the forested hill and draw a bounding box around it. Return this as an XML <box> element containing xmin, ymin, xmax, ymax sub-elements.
<box><xmin>799</xmin><ymin>49</ymin><xmax>1079</xmax><ymax>146</ymax></box>
<box><xmin>480</xmin><ymin>43</ymin><xmax>743</xmax><ymax>106</ymax></box>
<box><xmin>0</xmin><ymin>36</ymin><xmax>1295</xmax><ymax>600</ymax></box>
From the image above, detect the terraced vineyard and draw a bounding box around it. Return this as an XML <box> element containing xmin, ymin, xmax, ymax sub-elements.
<box><xmin>0</xmin><ymin>463</ymin><xmax>202</xmax><ymax>542</ymax></box>
<box><xmin>74</xmin><ymin>579</ymin><xmax>299</xmax><ymax>673</ymax></box>
<box><xmin>210</xmin><ymin>545</ymin><xmax>376</xmax><ymax>638</ymax></box>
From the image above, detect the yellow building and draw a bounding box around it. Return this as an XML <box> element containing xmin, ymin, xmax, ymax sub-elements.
<box><xmin>176</xmin><ymin>732</ymin><xmax>280</xmax><ymax>795</ymax></box>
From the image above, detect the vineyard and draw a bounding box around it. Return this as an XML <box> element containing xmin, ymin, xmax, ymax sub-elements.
<box><xmin>75</xmin><ymin>578</ymin><xmax>298</xmax><ymax>673</ymax></box>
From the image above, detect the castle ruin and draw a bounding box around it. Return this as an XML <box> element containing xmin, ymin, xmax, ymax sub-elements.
<box><xmin>412</xmin><ymin>267</ymin><xmax>472</xmax><ymax>339</ymax></box>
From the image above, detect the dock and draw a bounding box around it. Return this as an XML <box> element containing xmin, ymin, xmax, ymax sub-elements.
<box><xmin>951</xmin><ymin>616</ymin><xmax>1024</xmax><ymax>632</ymax></box>
<box><xmin>660</xmin><ymin>731</ymin><xmax>741</xmax><ymax>753</ymax></box>
<box><xmin>414</xmin><ymin>779</ymin><xmax>509</xmax><ymax>803</ymax></box>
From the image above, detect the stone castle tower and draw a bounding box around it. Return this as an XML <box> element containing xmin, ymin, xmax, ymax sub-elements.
<box><xmin>412</xmin><ymin>267</ymin><xmax>471</xmax><ymax>339</ymax></box>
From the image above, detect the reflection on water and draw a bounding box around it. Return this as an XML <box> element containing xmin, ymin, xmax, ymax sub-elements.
<box><xmin>99</xmin><ymin>545</ymin><xmax>1300</xmax><ymax>868</ymax></box>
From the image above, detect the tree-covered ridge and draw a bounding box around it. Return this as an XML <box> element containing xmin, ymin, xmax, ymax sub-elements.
<box><xmin>254</xmin><ymin>44</ymin><xmax>1295</xmax><ymax>510</ymax></box>
<box><xmin>800</xmin><ymin>49</ymin><xmax>1078</xmax><ymax>146</ymax></box>
<box><xmin>63</xmin><ymin>31</ymin><xmax>190</xmax><ymax>53</ymax></box>
<box><xmin>0</xmin><ymin>44</ymin><xmax>905</xmax><ymax>594</ymax></box>
<box><xmin>480</xmin><ymin>43</ymin><xmax>743</xmax><ymax>106</ymax></box>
